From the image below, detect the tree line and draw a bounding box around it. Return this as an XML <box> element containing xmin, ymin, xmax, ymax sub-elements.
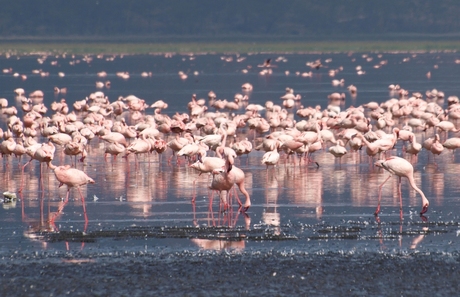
<box><xmin>1</xmin><ymin>0</ymin><xmax>459</xmax><ymax>39</ymax></box>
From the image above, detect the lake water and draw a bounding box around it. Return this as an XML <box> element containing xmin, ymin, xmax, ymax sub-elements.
<box><xmin>0</xmin><ymin>51</ymin><xmax>459</xmax><ymax>296</ymax></box>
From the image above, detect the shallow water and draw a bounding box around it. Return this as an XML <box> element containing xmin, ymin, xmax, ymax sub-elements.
<box><xmin>0</xmin><ymin>51</ymin><xmax>460</xmax><ymax>296</ymax></box>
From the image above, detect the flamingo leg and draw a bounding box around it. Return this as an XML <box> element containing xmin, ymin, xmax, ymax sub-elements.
<box><xmin>191</xmin><ymin>183</ymin><xmax>197</xmax><ymax>203</ymax></box>
<box><xmin>191</xmin><ymin>173</ymin><xmax>204</xmax><ymax>203</ymax></box>
<box><xmin>398</xmin><ymin>176</ymin><xmax>403</xmax><ymax>221</ymax></box>
<box><xmin>231</xmin><ymin>186</ymin><xmax>243</xmax><ymax>208</ymax></box>
<box><xmin>219</xmin><ymin>190</ymin><xmax>229</xmax><ymax>213</ymax></box>
<box><xmin>39</xmin><ymin>162</ymin><xmax>45</xmax><ymax>193</ymax></box>
<box><xmin>19</xmin><ymin>158</ymin><xmax>33</xmax><ymax>193</ymax></box>
<box><xmin>191</xmin><ymin>200</ymin><xmax>197</xmax><ymax>226</ymax></box>
<box><xmin>209</xmin><ymin>190</ymin><xmax>215</xmax><ymax>212</ymax></box>
<box><xmin>375</xmin><ymin>174</ymin><xmax>393</xmax><ymax>216</ymax></box>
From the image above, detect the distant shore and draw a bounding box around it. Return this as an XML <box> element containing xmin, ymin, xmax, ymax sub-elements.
<box><xmin>0</xmin><ymin>38</ymin><xmax>459</xmax><ymax>55</ymax></box>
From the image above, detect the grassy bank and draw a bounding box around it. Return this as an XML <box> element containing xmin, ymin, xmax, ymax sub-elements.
<box><xmin>0</xmin><ymin>40</ymin><xmax>459</xmax><ymax>55</ymax></box>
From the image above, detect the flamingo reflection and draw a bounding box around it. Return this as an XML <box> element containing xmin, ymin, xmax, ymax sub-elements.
<box><xmin>191</xmin><ymin>238</ymin><xmax>245</xmax><ymax>251</ymax></box>
<box><xmin>22</xmin><ymin>191</ymin><xmax>56</xmax><ymax>250</ymax></box>
<box><xmin>191</xmin><ymin>203</ymin><xmax>250</xmax><ymax>251</ymax></box>
<box><xmin>263</xmin><ymin>174</ymin><xmax>281</xmax><ymax>235</ymax></box>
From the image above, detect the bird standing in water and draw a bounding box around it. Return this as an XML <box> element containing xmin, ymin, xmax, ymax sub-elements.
<box><xmin>47</xmin><ymin>162</ymin><xmax>95</xmax><ymax>229</ymax></box>
<box><xmin>374</xmin><ymin>156</ymin><xmax>429</xmax><ymax>220</ymax></box>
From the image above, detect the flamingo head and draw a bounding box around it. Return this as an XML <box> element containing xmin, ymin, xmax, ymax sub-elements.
<box><xmin>420</xmin><ymin>204</ymin><xmax>429</xmax><ymax>215</ymax></box>
<box><xmin>374</xmin><ymin>160</ymin><xmax>385</xmax><ymax>168</ymax></box>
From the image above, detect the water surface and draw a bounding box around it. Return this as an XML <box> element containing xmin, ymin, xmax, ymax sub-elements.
<box><xmin>0</xmin><ymin>51</ymin><xmax>459</xmax><ymax>296</ymax></box>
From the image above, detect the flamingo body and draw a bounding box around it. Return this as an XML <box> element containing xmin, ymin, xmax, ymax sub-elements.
<box><xmin>375</xmin><ymin>156</ymin><xmax>429</xmax><ymax>216</ymax></box>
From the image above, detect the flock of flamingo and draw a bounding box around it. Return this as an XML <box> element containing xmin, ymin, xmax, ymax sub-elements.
<box><xmin>2</xmin><ymin>54</ymin><xmax>460</xmax><ymax>225</ymax></box>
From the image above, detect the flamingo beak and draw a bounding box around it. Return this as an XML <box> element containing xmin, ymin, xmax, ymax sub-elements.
<box><xmin>420</xmin><ymin>204</ymin><xmax>429</xmax><ymax>215</ymax></box>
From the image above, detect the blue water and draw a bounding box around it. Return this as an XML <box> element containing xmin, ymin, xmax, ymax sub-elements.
<box><xmin>0</xmin><ymin>51</ymin><xmax>459</xmax><ymax>296</ymax></box>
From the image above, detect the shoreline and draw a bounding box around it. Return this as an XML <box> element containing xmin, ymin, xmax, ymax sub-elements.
<box><xmin>1</xmin><ymin>40</ymin><xmax>459</xmax><ymax>55</ymax></box>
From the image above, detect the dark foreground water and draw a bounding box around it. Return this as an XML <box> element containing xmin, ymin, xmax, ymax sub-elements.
<box><xmin>2</xmin><ymin>250</ymin><xmax>459</xmax><ymax>296</ymax></box>
<box><xmin>0</xmin><ymin>51</ymin><xmax>460</xmax><ymax>296</ymax></box>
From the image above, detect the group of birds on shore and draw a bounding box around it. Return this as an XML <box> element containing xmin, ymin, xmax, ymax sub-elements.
<box><xmin>2</xmin><ymin>79</ymin><xmax>460</xmax><ymax>219</ymax></box>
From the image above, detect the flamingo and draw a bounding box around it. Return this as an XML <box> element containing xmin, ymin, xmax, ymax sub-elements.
<box><xmin>280</xmin><ymin>93</ymin><xmax>301</xmax><ymax>101</ymax></box>
<box><xmin>354</xmin><ymin>133</ymin><xmax>380</xmax><ymax>160</ymax></box>
<box><xmin>124</xmin><ymin>135</ymin><xmax>152</xmax><ymax>165</ymax></box>
<box><xmin>177</xmin><ymin>142</ymin><xmax>203</xmax><ymax>163</ymax></box>
<box><xmin>261</xmin><ymin>141</ymin><xmax>280</xmax><ymax>171</ymax></box>
<box><xmin>307</xmin><ymin>140</ymin><xmax>322</xmax><ymax>167</ymax></box>
<box><xmin>48</xmin><ymin>133</ymin><xmax>72</xmax><ymax>146</ymax></box>
<box><xmin>189</xmin><ymin>153</ymin><xmax>226</xmax><ymax>177</ymax></box>
<box><xmin>328</xmin><ymin>139</ymin><xmax>347</xmax><ymax>161</ymax></box>
<box><xmin>167</xmin><ymin>133</ymin><xmax>192</xmax><ymax>163</ymax></box>
<box><xmin>104</xmin><ymin>142</ymin><xmax>126</xmax><ymax>161</ymax></box>
<box><xmin>405</xmin><ymin>134</ymin><xmax>422</xmax><ymax>162</ymax></box>
<box><xmin>64</xmin><ymin>140</ymin><xmax>87</xmax><ymax>165</ymax></box>
<box><xmin>443</xmin><ymin>137</ymin><xmax>460</xmax><ymax>155</ymax></box>
<box><xmin>47</xmin><ymin>162</ymin><xmax>95</xmax><ymax>230</ymax></box>
<box><xmin>99</xmin><ymin>130</ymin><xmax>128</xmax><ymax>147</ymax></box>
<box><xmin>209</xmin><ymin>166</ymin><xmax>251</xmax><ymax>212</ymax></box>
<box><xmin>279</xmin><ymin>138</ymin><xmax>304</xmax><ymax>165</ymax></box>
<box><xmin>19</xmin><ymin>141</ymin><xmax>56</xmax><ymax>192</ymax></box>
<box><xmin>231</xmin><ymin>138</ymin><xmax>253</xmax><ymax>158</ymax></box>
<box><xmin>430</xmin><ymin>134</ymin><xmax>444</xmax><ymax>159</ymax></box>
<box><xmin>435</xmin><ymin>120</ymin><xmax>459</xmax><ymax>134</ymax></box>
<box><xmin>0</xmin><ymin>137</ymin><xmax>16</xmax><ymax>161</ymax></box>
<box><xmin>375</xmin><ymin>156</ymin><xmax>429</xmax><ymax>219</ymax></box>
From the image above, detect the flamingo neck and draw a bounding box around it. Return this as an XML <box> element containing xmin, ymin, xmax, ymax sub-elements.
<box><xmin>407</xmin><ymin>175</ymin><xmax>429</xmax><ymax>207</ymax></box>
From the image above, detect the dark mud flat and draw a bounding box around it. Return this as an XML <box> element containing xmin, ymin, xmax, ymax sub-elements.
<box><xmin>2</xmin><ymin>222</ymin><xmax>460</xmax><ymax>297</ymax></box>
<box><xmin>0</xmin><ymin>250</ymin><xmax>459</xmax><ymax>296</ymax></box>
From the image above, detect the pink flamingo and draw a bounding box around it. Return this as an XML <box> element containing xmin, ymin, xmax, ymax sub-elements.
<box><xmin>328</xmin><ymin>139</ymin><xmax>347</xmax><ymax>163</ymax></box>
<box><xmin>124</xmin><ymin>135</ymin><xmax>151</xmax><ymax>163</ymax></box>
<box><xmin>188</xmin><ymin>150</ymin><xmax>226</xmax><ymax>202</ymax></box>
<box><xmin>0</xmin><ymin>137</ymin><xmax>16</xmax><ymax>164</ymax></box>
<box><xmin>209</xmin><ymin>166</ymin><xmax>251</xmax><ymax>212</ymax></box>
<box><xmin>443</xmin><ymin>137</ymin><xmax>460</xmax><ymax>157</ymax></box>
<box><xmin>374</xmin><ymin>156</ymin><xmax>429</xmax><ymax>219</ymax></box>
<box><xmin>279</xmin><ymin>138</ymin><xmax>303</xmax><ymax>165</ymax></box>
<box><xmin>167</xmin><ymin>133</ymin><xmax>192</xmax><ymax>163</ymax></box>
<box><xmin>215</xmin><ymin>127</ymin><xmax>237</xmax><ymax>171</ymax></box>
<box><xmin>48</xmin><ymin>133</ymin><xmax>72</xmax><ymax>146</ymax></box>
<box><xmin>47</xmin><ymin>162</ymin><xmax>95</xmax><ymax>230</ymax></box>
<box><xmin>405</xmin><ymin>134</ymin><xmax>422</xmax><ymax>162</ymax></box>
<box><xmin>19</xmin><ymin>141</ymin><xmax>56</xmax><ymax>192</ymax></box>
<box><xmin>189</xmin><ymin>153</ymin><xmax>226</xmax><ymax>178</ymax></box>
<box><xmin>104</xmin><ymin>142</ymin><xmax>126</xmax><ymax>161</ymax></box>
<box><xmin>64</xmin><ymin>140</ymin><xmax>87</xmax><ymax>165</ymax></box>
<box><xmin>99</xmin><ymin>130</ymin><xmax>128</xmax><ymax>147</ymax></box>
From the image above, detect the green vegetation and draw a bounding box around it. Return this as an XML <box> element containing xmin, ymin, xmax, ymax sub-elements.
<box><xmin>2</xmin><ymin>1</ymin><xmax>460</xmax><ymax>55</ymax></box>
<box><xmin>1</xmin><ymin>40</ymin><xmax>459</xmax><ymax>55</ymax></box>
<box><xmin>2</xmin><ymin>1</ymin><xmax>460</xmax><ymax>37</ymax></box>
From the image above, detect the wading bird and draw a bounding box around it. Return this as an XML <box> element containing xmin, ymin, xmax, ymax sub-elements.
<box><xmin>374</xmin><ymin>156</ymin><xmax>429</xmax><ymax>220</ymax></box>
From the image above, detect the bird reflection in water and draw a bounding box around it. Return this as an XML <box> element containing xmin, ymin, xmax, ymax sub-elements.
<box><xmin>191</xmin><ymin>196</ymin><xmax>250</xmax><ymax>251</ymax></box>
<box><xmin>22</xmin><ymin>191</ymin><xmax>57</xmax><ymax>250</ymax></box>
<box><xmin>410</xmin><ymin>227</ymin><xmax>429</xmax><ymax>250</ymax></box>
<box><xmin>426</xmin><ymin>163</ymin><xmax>445</xmax><ymax>203</ymax></box>
<box><xmin>375</xmin><ymin>218</ymin><xmax>429</xmax><ymax>251</ymax></box>
<box><xmin>191</xmin><ymin>238</ymin><xmax>245</xmax><ymax>251</ymax></box>
<box><xmin>125</xmin><ymin>161</ymin><xmax>154</xmax><ymax>215</ymax></box>
<box><xmin>192</xmin><ymin>191</ymin><xmax>251</xmax><ymax>230</ymax></box>
<box><xmin>288</xmin><ymin>167</ymin><xmax>323</xmax><ymax>220</ymax></box>
<box><xmin>263</xmin><ymin>174</ymin><xmax>281</xmax><ymax>235</ymax></box>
